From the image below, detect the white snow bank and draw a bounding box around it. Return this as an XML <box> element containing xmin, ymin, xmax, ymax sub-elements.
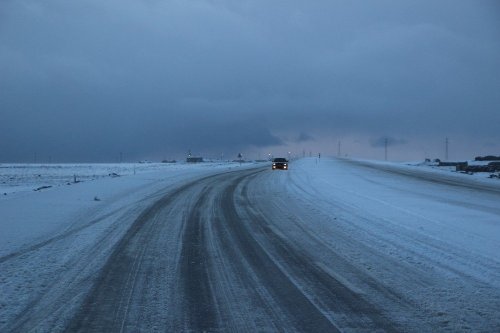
<box><xmin>290</xmin><ymin>158</ymin><xmax>500</xmax><ymax>257</ymax></box>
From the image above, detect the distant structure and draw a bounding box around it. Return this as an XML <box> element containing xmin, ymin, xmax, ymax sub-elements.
<box><xmin>186</xmin><ymin>156</ymin><xmax>203</xmax><ymax>163</ymax></box>
<box><xmin>233</xmin><ymin>153</ymin><xmax>244</xmax><ymax>164</ymax></box>
<box><xmin>186</xmin><ymin>149</ymin><xmax>203</xmax><ymax>163</ymax></box>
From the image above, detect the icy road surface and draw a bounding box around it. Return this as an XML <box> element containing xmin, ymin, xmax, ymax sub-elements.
<box><xmin>1</xmin><ymin>158</ymin><xmax>500</xmax><ymax>332</ymax></box>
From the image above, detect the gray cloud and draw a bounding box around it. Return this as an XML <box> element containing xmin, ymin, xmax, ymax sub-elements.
<box><xmin>295</xmin><ymin>132</ymin><xmax>315</xmax><ymax>143</ymax></box>
<box><xmin>1</xmin><ymin>0</ymin><xmax>499</xmax><ymax>161</ymax></box>
<box><xmin>370</xmin><ymin>137</ymin><xmax>408</xmax><ymax>148</ymax></box>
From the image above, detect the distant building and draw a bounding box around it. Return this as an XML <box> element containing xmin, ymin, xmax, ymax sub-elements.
<box><xmin>186</xmin><ymin>157</ymin><xmax>203</xmax><ymax>163</ymax></box>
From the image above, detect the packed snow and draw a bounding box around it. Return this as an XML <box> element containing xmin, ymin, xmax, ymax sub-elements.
<box><xmin>278</xmin><ymin>158</ymin><xmax>500</xmax><ymax>330</ymax></box>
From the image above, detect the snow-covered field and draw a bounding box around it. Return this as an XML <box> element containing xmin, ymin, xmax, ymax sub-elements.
<box><xmin>0</xmin><ymin>162</ymin><xmax>240</xmax><ymax>196</ymax></box>
<box><xmin>1</xmin><ymin>157</ymin><xmax>499</xmax><ymax>331</ymax></box>
<box><xmin>0</xmin><ymin>161</ymin><xmax>262</xmax><ymax>256</ymax></box>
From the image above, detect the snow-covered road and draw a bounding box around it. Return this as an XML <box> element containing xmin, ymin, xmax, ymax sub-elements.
<box><xmin>1</xmin><ymin>158</ymin><xmax>500</xmax><ymax>332</ymax></box>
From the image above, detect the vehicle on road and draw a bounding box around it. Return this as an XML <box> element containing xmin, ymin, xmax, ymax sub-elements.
<box><xmin>272</xmin><ymin>158</ymin><xmax>289</xmax><ymax>170</ymax></box>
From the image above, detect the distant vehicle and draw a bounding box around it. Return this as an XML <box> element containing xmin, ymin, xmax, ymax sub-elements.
<box><xmin>272</xmin><ymin>158</ymin><xmax>289</xmax><ymax>170</ymax></box>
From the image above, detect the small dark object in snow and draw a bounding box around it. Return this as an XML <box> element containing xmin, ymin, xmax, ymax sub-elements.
<box><xmin>108</xmin><ymin>172</ymin><xmax>120</xmax><ymax>177</ymax></box>
<box><xmin>94</xmin><ymin>196</ymin><xmax>101</xmax><ymax>201</ymax></box>
<box><xmin>488</xmin><ymin>162</ymin><xmax>500</xmax><ymax>172</ymax></box>
<box><xmin>465</xmin><ymin>165</ymin><xmax>495</xmax><ymax>173</ymax></box>
<box><xmin>34</xmin><ymin>185</ymin><xmax>52</xmax><ymax>191</ymax></box>
<box><xmin>439</xmin><ymin>161</ymin><xmax>467</xmax><ymax>167</ymax></box>
<box><xmin>475</xmin><ymin>155</ymin><xmax>500</xmax><ymax>161</ymax></box>
<box><xmin>3</xmin><ymin>193</ymin><xmax>6</xmax><ymax>196</ymax></box>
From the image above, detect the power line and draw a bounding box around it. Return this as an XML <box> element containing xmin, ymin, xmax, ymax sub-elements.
<box><xmin>384</xmin><ymin>138</ymin><xmax>388</xmax><ymax>161</ymax></box>
<box><xmin>445</xmin><ymin>137</ymin><xmax>449</xmax><ymax>161</ymax></box>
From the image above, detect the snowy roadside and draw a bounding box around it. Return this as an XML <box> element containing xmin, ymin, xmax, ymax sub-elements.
<box><xmin>0</xmin><ymin>161</ymin><xmax>264</xmax><ymax>257</ymax></box>
<box><xmin>346</xmin><ymin>158</ymin><xmax>500</xmax><ymax>189</ymax></box>
<box><xmin>286</xmin><ymin>158</ymin><xmax>500</xmax><ymax>261</ymax></box>
<box><xmin>400</xmin><ymin>158</ymin><xmax>499</xmax><ymax>181</ymax></box>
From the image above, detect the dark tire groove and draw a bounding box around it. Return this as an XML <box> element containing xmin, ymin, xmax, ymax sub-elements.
<box><xmin>65</xmin><ymin>174</ymin><xmax>227</xmax><ymax>332</ymax></box>
<box><xmin>217</xmin><ymin>172</ymin><xmax>340</xmax><ymax>332</ymax></box>
<box><xmin>179</xmin><ymin>185</ymin><xmax>219</xmax><ymax>331</ymax></box>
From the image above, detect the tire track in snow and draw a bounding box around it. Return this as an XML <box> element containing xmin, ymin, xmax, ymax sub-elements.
<box><xmin>63</xmin><ymin>165</ymin><xmax>406</xmax><ymax>332</ymax></box>
<box><xmin>178</xmin><ymin>185</ymin><xmax>219</xmax><ymax>331</ymax></box>
<box><xmin>215</xmin><ymin>171</ymin><xmax>341</xmax><ymax>332</ymax></box>
<box><xmin>236</xmin><ymin>172</ymin><xmax>401</xmax><ymax>332</ymax></box>
<box><xmin>64</xmin><ymin>176</ymin><xmax>212</xmax><ymax>332</ymax></box>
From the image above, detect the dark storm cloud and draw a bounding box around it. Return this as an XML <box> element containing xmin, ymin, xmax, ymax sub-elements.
<box><xmin>1</xmin><ymin>0</ymin><xmax>499</xmax><ymax>161</ymax></box>
<box><xmin>295</xmin><ymin>132</ymin><xmax>315</xmax><ymax>143</ymax></box>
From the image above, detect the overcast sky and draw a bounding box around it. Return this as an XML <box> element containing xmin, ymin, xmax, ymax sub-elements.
<box><xmin>1</xmin><ymin>0</ymin><xmax>499</xmax><ymax>162</ymax></box>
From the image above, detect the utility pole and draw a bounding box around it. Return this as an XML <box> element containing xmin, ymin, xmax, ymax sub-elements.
<box><xmin>384</xmin><ymin>138</ymin><xmax>388</xmax><ymax>161</ymax></box>
<box><xmin>445</xmin><ymin>137</ymin><xmax>449</xmax><ymax>161</ymax></box>
<box><xmin>337</xmin><ymin>141</ymin><xmax>341</xmax><ymax>157</ymax></box>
